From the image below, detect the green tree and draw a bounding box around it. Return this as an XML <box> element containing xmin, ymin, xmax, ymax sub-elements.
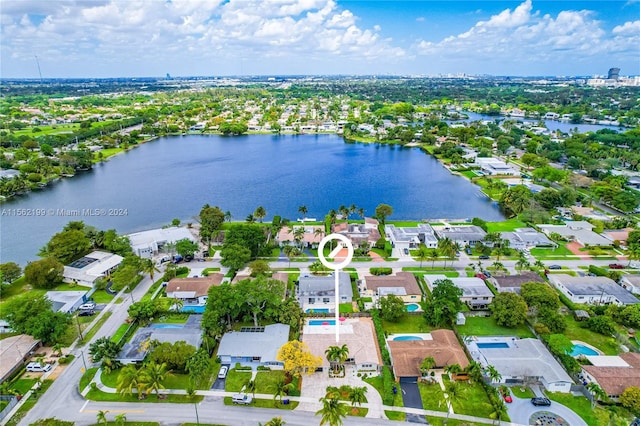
<box><xmin>490</xmin><ymin>292</ymin><xmax>528</xmax><ymax>327</ymax></box>
<box><xmin>423</xmin><ymin>278</ymin><xmax>463</xmax><ymax>327</ymax></box>
<box><xmin>298</xmin><ymin>205</ymin><xmax>308</xmax><ymax>220</ymax></box>
<box><xmin>143</xmin><ymin>362</ymin><xmax>172</xmax><ymax>397</ymax></box>
<box><xmin>325</xmin><ymin>344</ymin><xmax>349</xmax><ymax>374</ymax></box>
<box><xmin>141</xmin><ymin>258</ymin><xmax>159</xmax><ymax>282</ymax></box>
<box><xmin>96</xmin><ymin>410</ymin><xmax>109</xmax><ymax>425</ymax></box>
<box><xmin>374</xmin><ymin>204</ymin><xmax>393</xmax><ymax>224</ymax></box>
<box><xmin>0</xmin><ymin>262</ymin><xmax>22</xmax><ymax>284</ymax></box>
<box><xmin>420</xmin><ymin>356</ymin><xmax>436</xmax><ymax>376</ymax></box>
<box><xmin>283</xmin><ymin>245</ymin><xmax>300</xmax><ymax>268</ymax></box>
<box><xmin>485</xmin><ymin>365</ymin><xmax>502</xmax><ymax>383</ymax></box>
<box><xmin>415</xmin><ymin>245</ymin><xmax>430</xmax><ymax>267</ymax></box>
<box><xmin>24</xmin><ymin>257</ymin><xmax>64</xmax><ymax>289</ymax></box>
<box><xmin>148</xmin><ymin>341</ymin><xmax>196</xmax><ymax>372</ymax></box>
<box><xmin>499</xmin><ymin>185</ymin><xmax>532</xmax><ymax>216</ymax></box>
<box><xmin>264</xmin><ymin>416</ymin><xmax>286</xmax><ymax>426</ymax></box>
<box><xmin>199</xmin><ymin>204</ymin><xmax>225</xmax><ymax>242</ymax></box>
<box><xmin>236</xmin><ymin>276</ymin><xmax>285</xmax><ymax>327</ymax></box>
<box><xmin>1</xmin><ymin>294</ymin><xmax>70</xmax><ymax>344</ymax></box>
<box><xmin>521</xmin><ymin>282</ymin><xmax>560</xmax><ymax>313</ymax></box>
<box><xmin>175</xmin><ymin>238</ymin><xmax>199</xmax><ymax>257</ymax></box>
<box><xmin>444</xmin><ymin>381</ymin><xmax>461</xmax><ymax>423</ymax></box>
<box><xmin>347</xmin><ymin>386</ymin><xmax>367</xmax><ymax>409</ymax></box>
<box><xmin>114</xmin><ymin>413</ymin><xmax>127</xmax><ymax>426</ymax></box>
<box><xmin>116</xmin><ymin>364</ymin><xmax>146</xmax><ymax>397</ymax></box>
<box><xmin>246</xmin><ymin>379</ymin><xmax>257</xmax><ymax>398</ymax></box>
<box><xmin>316</xmin><ymin>395</ymin><xmax>348</xmax><ymax>426</ymax></box>
<box><xmin>224</xmin><ymin>224</ymin><xmax>266</xmax><ymax>258</ymax></box>
<box><xmin>127</xmin><ymin>299</ymin><xmax>162</xmax><ymax>325</ymax></box>
<box><xmin>620</xmin><ymin>386</ymin><xmax>640</xmax><ymax>413</ymax></box>
<box><xmin>273</xmin><ymin>379</ymin><xmax>293</xmax><ymax>406</ymax></box>
<box><xmin>586</xmin><ymin>382</ymin><xmax>607</xmax><ymax>408</ymax></box>
<box><xmin>220</xmin><ymin>244</ymin><xmax>252</xmax><ymax>271</ymax></box>
<box><xmin>379</xmin><ymin>294</ymin><xmax>406</xmax><ymax>322</ymax></box>
<box><xmin>254</xmin><ymin>206</ymin><xmax>267</xmax><ymax>222</ymax></box>
<box><xmin>40</xmin><ymin>229</ymin><xmax>92</xmax><ymax>264</ymax></box>
<box><xmin>89</xmin><ymin>337</ymin><xmax>122</xmax><ymax>363</ymax></box>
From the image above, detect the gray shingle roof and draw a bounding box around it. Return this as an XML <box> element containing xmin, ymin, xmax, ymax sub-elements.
<box><xmin>298</xmin><ymin>272</ymin><xmax>352</xmax><ymax>297</ymax></box>
<box><xmin>217</xmin><ymin>324</ymin><xmax>290</xmax><ymax>362</ymax></box>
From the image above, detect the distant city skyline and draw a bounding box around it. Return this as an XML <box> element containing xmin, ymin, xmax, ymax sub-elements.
<box><xmin>1</xmin><ymin>0</ymin><xmax>638</xmax><ymax>78</ymax></box>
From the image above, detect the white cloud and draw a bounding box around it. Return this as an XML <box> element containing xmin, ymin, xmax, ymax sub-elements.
<box><xmin>416</xmin><ymin>16</ymin><xmax>425</xmax><ymax>22</ymax></box>
<box><xmin>613</xmin><ymin>20</ymin><xmax>640</xmax><ymax>35</ymax></box>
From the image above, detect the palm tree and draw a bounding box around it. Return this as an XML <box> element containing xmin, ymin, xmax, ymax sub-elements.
<box><xmin>444</xmin><ymin>381</ymin><xmax>460</xmax><ymax>422</ymax></box>
<box><xmin>465</xmin><ymin>361</ymin><xmax>484</xmax><ymax>383</ymax></box>
<box><xmin>489</xmin><ymin>397</ymin><xmax>508</xmax><ymax>425</ymax></box>
<box><xmin>141</xmin><ymin>258</ymin><xmax>160</xmax><ymax>282</ymax></box>
<box><xmin>52</xmin><ymin>343</ymin><xmax>63</xmax><ymax>358</ymax></box>
<box><xmin>338</xmin><ymin>205</ymin><xmax>349</xmax><ymax>224</ymax></box>
<box><xmin>437</xmin><ymin>237</ymin><xmax>457</xmax><ymax>268</ymax></box>
<box><xmin>416</xmin><ymin>245</ymin><xmax>429</xmax><ymax>267</ymax></box>
<box><xmin>516</xmin><ymin>251</ymin><xmax>530</xmax><ymax>272</ymax></box>
<box><xmin>144</xmin><ymin>362</ymin><xmax>172</xmax><ymax>398</ymax></box>
<box><xmin>314</xmin><ymin>227</ymin><xmax>324</xmax><ymax>245</ymax></box>
<box><xmin>298</xmin><ymin>205</ymin><xmax>308</xmax><ymax>221</ymax></box>
<box><xmin>357</xmin><ymin>207</ymin><xmax>365</xmax><ymax>220</ymax></box>
<box><xmin>283</xmin><ymin>245</ymin><xmax>299</xmax><ymax>268</ymax></box>
<box><xmin>428</xmin><ymin>248</ymin><xmax>439</xmax><ymax>269</ymax></box>
<box><xmin>274</xmin><ymin>379</ymin><xmax>293</xmax><ymax>406</ymax></box>
<box><xmin>534</xmin><ymin>259</ymin><xmax>546</xmax><ymax>270</ymax></box>
<box><xmin>315</xmin><ymin>395</ymin><xmax>348</xmax><ymax>426</ymax></box>
<box><xmin>293</xmin><ymin>226</ymin><xmax>305</xmax><ymax>250</ymax></box>
<box><xmin>444</xmin><ymin>363</ymin><xmax>462</xmax><ymax>380</ymax></box>
<box><xmin>325</xmin><ymin>344</ymin><xmax>349</xmax><ymax>374</ymax></box>
<box><xmin>420</xmin><ymin>356</ymin><xmax>436</xmax><ymax>377</ymax></box>
<box><xmin>245</xmin><ymin>213</ymin><xmax>256</xmax><ymax>223</ymax></box>
<box><xmin>164</xmin><ymin>241</ymin><xmax>177</xmax><ymax>256</ymax></box>
<box><xmin>254</xmin><ymin>206</ymin><xmax>267</xmax><ymax>223</ymax></box>
<box><xmin>264</xmin><ymin>417</ymin><xmax>286</xmax><ymax>426</ymax></box>
<box><xmin>349</xmin><ymin>204</ymin><xmax>357</xmax><ymax>220</ymax></box>
<box><xmin>246</xmin><ymin>379</ymin><xmax>257</xmax><ymax>398</ymax></box>
<box><xmin>96</xmin><ymin>410</ymin><xmax>109</xmax><ymax>425</ymax></box>
<box><xmin>114</xmin><ymin>413</ymin><xmax>127</xmax><ymax>426</ymax></box>
<box><xmin>117</xmin><ymin>364</ymin><xmax>147</xmax><ymax>397</ymax></box>
<box><xmin>485</xmin><ymin>365</ymin><xmax>502</xmax><ymax>383</ymax></box>
<box><xmin>347</xmin><ymin>386</ymin><xmax>367</xmax><ymax>411</ymax></box>
<box><xmin>327</xmin><ymin>209</ymin><xmax>338</xmax><ymax>228</ymax></box>
<box><xmin>224</xmin><ymin>210</ymin><xmax>232</xmax><ymax>222</ymax></box>
<box><xmin>325</xmin><ymin>385</ymin><xmax>341</xmax><ymax>399</ymax></box>
<box><xmin>586</xmin><ymin>382</ymin><xmax>607</xmax><ymax>408</ymax></box>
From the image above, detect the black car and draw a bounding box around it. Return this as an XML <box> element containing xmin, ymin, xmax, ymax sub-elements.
<box><xmin>531</xmin><ymin>397</ymin><xmax>551</xmax><ymax>406</ymax></box>
<box><xmin>479</xmin><ymin>255</ymin><xmax>490</xmax><ymax>260</ymax></box>
<box><xmin>548</xmin><ymin>264</ymin><xmax>562</xmax><ymax>270</ymax></box>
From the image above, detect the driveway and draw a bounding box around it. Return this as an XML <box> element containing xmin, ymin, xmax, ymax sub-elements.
<box><xmin>507</xmin><ymin>394</ymin><xmax>587</xmax><ymax>426</ymax></box>
<box><xmin>210</xmin><ymin>364</ymin><xmax>230</xmax><ymax>390</ymax></box>
<box><xmin>399</xmin><ymin>379</ymin><xmax>422</xmax><ymax>409</ymax></box>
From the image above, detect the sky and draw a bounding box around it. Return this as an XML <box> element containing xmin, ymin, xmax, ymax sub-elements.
<box><xmin>1</xmin><ymin>0</ymin><xmax>638</xmax><ymax>78</ymax></box>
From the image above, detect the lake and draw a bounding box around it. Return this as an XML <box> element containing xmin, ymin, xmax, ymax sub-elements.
<box><xmin>458</xmin><ymin>111</ymin><xmax>623</xmax><ymax>133</ymax></box>
<box><xmin>1</xmin><ymin>134</ymin><xmax>504</xmax><ymax>265</ymax></box>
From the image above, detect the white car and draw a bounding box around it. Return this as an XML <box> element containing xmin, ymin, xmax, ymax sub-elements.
<box><xmin>78</xmin><ymin>302</ymin><xmax>96</xmax><ymax>310</ymax></box>
<box><xmin>218</xmin><ymin>366</ymin><xmax>228</xmax><ymax>379</ymax></box>
<box><xmin>26</xmin><ymin>362</ymin><xmax>52</xmax><ymax>373</ymax></box>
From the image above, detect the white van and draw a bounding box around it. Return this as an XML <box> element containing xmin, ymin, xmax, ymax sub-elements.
<box><xmin>26</xmin><ymin>362</ymin><xmax>52</xmax><ymax>373</ymax></box>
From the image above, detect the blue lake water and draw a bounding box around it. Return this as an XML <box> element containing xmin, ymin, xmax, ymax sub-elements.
<box><xmin>457</xmin><ymin>112</ymin><xmax>623</xmax><ymax>134</ymax></box>
<box><xmin>1</xmin><ymin>134</ymin><xmax>504</xmax><ymax>265</ymax></box>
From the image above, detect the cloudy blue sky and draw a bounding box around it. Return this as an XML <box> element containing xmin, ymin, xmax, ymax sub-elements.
<box><xmin>1</xmin><ymin>0</ymin><xmax>638</xmax><ymax>78</ymax></box>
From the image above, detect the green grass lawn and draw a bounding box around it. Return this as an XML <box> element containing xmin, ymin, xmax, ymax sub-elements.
<box><xmin>385</xmin><ymin>411</ymin><xmax>406</xmax><ymax>421</ymax></box>
<box><xmin>460</xmin><ymin>170</ymin><xmax>478</xmax><ymax>179</ymax></box>
<box><xmin>347</xmin><ymin>407</ymin><xmax>368</xmax><ymax>417</ymax></box>
<box><xmin>91</xmin><ymin>290</ymin><xmax>115</xmax><ymax>303</ymax></box>
<box><xmin>546</xmin><ymin>392</ymin><xmax>631</xmax><ymax>426</ymax></box>
<box><xmin>563</xmin><ymin>315</ymin><xmax>619</xmax><ymax>355</ymax></box>
<box><xmin>97</xmin><ymin>147</ymin><xmax>124</xmax><ymax>159</ymax></box>
<box><xmin>79</xmin><ymin>368</ymin><xmax>99</xmax><ymax>393</ymax></box>
<box><xmin>156</xmin><ymin>313</ymin><xmax>189</xmax><ymax>323</ymax></box>
<box><xmin>418</xmin><ymin>381</ymin><xmax>446</xmax><ymax>411</ymax></box>
<box><xmin>364</xmin><ymin>375</ymin><xmax>403</xmax><ymax>407</ymax></box>
<box><xmin>456</xmin><ymin>316</ymin><xmax>534</xmax><ymax>338</ymax></box>
<box><xmin>254</xmin><ymin>370</ymin><xmax>285</xmax><ymax>394</ymax></box>
<box><xmin>510</xmin><ymin>386</ymin><xmax>534</xmax><ymax>398</ymax></box>
<box><xmin>11</xmin><ymin>378</ymin><xmax>37</xmax><ymax>394</ymax></box>
<box><xmin>77</xmin><ymin>311</ymin><xmax>112</xmax><ymax>345</ymax></box>
<box><xmin>486</xmin><ymin>218</ymin><xmax>527</xmax><ymax>232</ymax></box>
<box><xmin>530</xmin><ymin>244</ymin><xmax>577</xmax><ymax>259</ymax></box>
<box><xmin>426</xmin><ymin>418</ymin><xmax>486</xmax><ymax>426</ymax></box>
<box><xmin>339</xmin><ymin>303</ymin><xmax>354</xmax><ymax>313</ymax></box>
<box><xmin>5</xmin><ymin>379</ymin><xmax>53</xmax><ymax>426</ymax></box>
<box><xmin>222</xmin><ymin>396</ymin><xmax>298</xmax><ymax>409</ymax></box>
<box><xmin>443</xmin><ymin>378</ymin><xmax>493</xmax><ymax>418</ymax></box>
<box><xmin>86</xmin><ymin>388</ymin><xmax>202</xmax><ymax>403</ymax></box>
<box><xmin>111</xmin><ymin>324</ymin><xmax>131</xmax><ymax>343</ymax></box>
<box><xmin>225</xmin><ymin>369</ymin><xmax>252</xmax><ymax>392</ymax></box>
<box><xmin>382</xmin><ymin>315</ymin><xmax>432</xmax><ymax>334</ymax></box>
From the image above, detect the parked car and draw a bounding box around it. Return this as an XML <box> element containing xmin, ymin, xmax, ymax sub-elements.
<box><xmin>78</xmin><ymin>309</ymin><xmax>95</xmax><ymax>317</ymax></box>
<box><xmin>78</xmin><ymin>302</ymin><xmax>96</xmax><ymax>310</ymax></box>
<box><xmin>499</xmin><ymin>388</ymin><xmax>512</xmax><ymax>403</ymax></box>
<box><xmin>218</xmin><ymin>366</ymin><xmax>228</xmax><ymax>379</ymax></box>
<box><xmin>26</xmin><ymin>362</ymin><xmax>52</xmax><ymax>373</ymax></box>
<box><xmin>531</xmin><ymin>397</ymin><xmax>551</xmax><ymax>406</ymax></box>
<box><xmin>466</xmin><ymin>248</ymin><xmax>472</xmax><ymax>255</ymax></box>
<box><xmin>479</xmin><ymin>255</ymin><xmax>490</xmax><ymax>260</ymax></box>
<box><xmin>482</xmin><ymin>270</ymin><xmax>492</xmax><ymax>278</ymax></box>
<box><xmin>232</xmin><ymin>393</ymin><xmax>253</xmax><ymax>405</ymax></box>
<box><xmin>184</xmin><ymin>254</ymin><xmax>194</xmax><ymax>262</ymax></box>
<box><xmin>548</xmin><ymin>264</ymin><xmax>562</xmax><ymax>270</ymax></box>
<box><xmin>403</xmin><ymin>248</ymin><xmax>409</xmax><ymax>255</ymax></box>
<box><xmin>609</xmin><ymin>263</ymin><xmax>624</xmax><ymax>269</ymax></box>
<box><xmin>172</xmin><ymin>255</ymin><xmax>183</xmax><ymax>264</ymax></box>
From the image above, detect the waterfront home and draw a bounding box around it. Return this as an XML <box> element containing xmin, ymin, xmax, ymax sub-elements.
<box><xmin>297</xmin><ymin>272</ymin><xmax>352</xmax><ymax>313</ymax></box>
<box><xmin>491</xmin><ymin>271</ymin><xmax>545</xmax><ymax>294</ymax></box>
<box><xmin>62</xmin><ymin>251</ymin><xmax>123</xmax><ymax>287</ymax></box>
<box><xmin>302</xmin><ymin>317</ymin><xmax>381</xmax><ymax>373</ymax></box>
<box><xmin>538</xmin><ymin>221</ymin><xmax>612</xmax><ymax>247</ymax></box>
<box><xmin>475</xmin><ymin>157</ymin><xmax>518</xmax><ymax>176</ymax></box>
<box><xmin>166</xmin><ymin>274</ymin><xmax>224</xmax><ymax>306</ymax></box>
<box><xmin>548</xmin><ymin>274</ymin><xmax>637</xmax><ymax>305</ymax></box>
<box><xmin>500</xmin><ymin>228</ymin><xmax>555</xmax><ymax>250</ymax></box>
<box><xmin>387</xmin><ymin>329</ymin><xmax>468</xmax><ymax>382</ymax></box>
<box><xmin>424</xmin><ymin>275</ymin><xmax>493</xmax><ymax>309</ymax></box>
<box><xmin>46</xmin><ymin>290</ymin><xmax>89</xmax><ymax>313</ymax></box>
<box><xmin>466</xmin><ymin>337</ymin><xmax>573</xmax><ymax>393</ymax></box>
<box><xmin>581</xmin><ymin>353</ymin><xmax>640</xmax><ymax>400</ymax></box>
<box><xmin>276</xmin><ymin>225</ymin><xmax>325</xmax><ymax>248</ymax></box>
<box><xmin>127</xmin><ymin>226</ymin><xmax>197</xmax><ymax>258</ymax></box>
<box><xmin>432</xmin><ymin>224</ymin><xmax>486</xmax><ymax>247</ymax></box>
<box><xmin>363</xmin><ymin>272</ymin><xmax>423</xmax><ymax>304</ymax></box>
<box><xmin>384</xmin><ymin>224</ymin><xmax>439</xmax><ymax>254</ymax></box>
<box><xmin>217</xmin><ymin>324</ymin><xmax>289</xmax><ymax>369</ymax></box>
<box><xmin>332</xmin><ymin>217</ymin><xmax>380</xmax><ymax>248</ymax></box>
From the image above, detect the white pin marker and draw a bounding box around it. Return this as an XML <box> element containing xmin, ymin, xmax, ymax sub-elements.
<box><xmin>317</xmin><ymin>233</ymin><xmax>354</xmax><ymax>342</ymax></box>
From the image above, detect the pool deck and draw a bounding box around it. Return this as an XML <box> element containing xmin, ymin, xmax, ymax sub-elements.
<box><xmin>570</xmin><ymin>340</ymin><xmax>604</xmax><ymax>355</ymax></box>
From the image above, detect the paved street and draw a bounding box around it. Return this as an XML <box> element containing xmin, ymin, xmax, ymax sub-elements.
<box><xmin>506</xmin><ymin>394</ymin><xmax>587</xmax><ymax>426</ymax></box>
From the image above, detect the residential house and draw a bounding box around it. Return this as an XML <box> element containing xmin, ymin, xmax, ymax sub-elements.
<box><xmin>500</xmin><ymin>228</ymin><xmax>555</xmax><ymax>250</ymax></box>
<box><xmin>548</xmin><ymin>274</ymin><xmax>637</xmax><ymax>305</ymax></box>
<box><xmin>538</xmin><ymin>221</ymin><xmax>612</xmax><ymax>247</ymax></box>
<box><xmin>297</xmin><ymin>272</ymin><xmax>352</xmax><ymax>313</ymax></box>
<box><xmin>385</xmin><ymin>224</ymin><xmax>439</xmax><ymax>255</ymax></box>
<box><xmin>127</xmin><ymin>227</ymin><xmax>197</xmax><ymax>258</ymax></box>
<box><xmin>432</xmin><ymin>225</ymin><xmax>487</xmax><ymax>247</ymax></box>
<box><xmin>63</xmin><ymin>251</ymin><xmax>123</xmax><ymax>287</ymax></box>
<box><xmin>332</xmin><ymin>218</ymin><xmax>381</xmax><ymax>248</ymax></box>
<box><xmin>276</xmin><ymin>225</ymin><xmax>325</xmax><ymax>248</ymax></box>
<box><xmin>46</xmin><ymin>291</ymin><xmax>89</xmax><ymax>313</ymax></box>
<box><xmin>475</xmin><ymin>157</ymin><xmax>518</xmax><ymax>176</ymax></box>
<box><xmin>621</xmin><ymin>275</ymin><xmax>640</xmax><ymax>295</ymax></box>
<box><xmin>581</xmin><ymin>353</ymin><xmax>640</xmax><ymax>400</ymax></box>
<box><xmin>467</xmin><ymin>337</ymin><xmax>573</xmax><ymax>393</ymax></box>
<box><xmin>363</xmin><ymin>272</ymin><xmax>423</xmax><ymax>304</ymax></box>
<box><xmin>602</xmin><ymin>228</ymin><xmax>635</xmax><ymax>246</ymax></box>
<box><xmin>491</xmin><ymin>272</ymin><xmax>545</xmax><ymax>294</ymax></box>
<box><xmin>217</xmin><ymin>324</ymin><xmax>290</xmax><ymax>369</ymax></box>
<box><xmin>387</xmin><ymin>330</ymin><xmax>469</xmax><ymax>382</ymax></box>
<box><xmin>0</xmin><ymin>335</ymin><xmax>41</xmax><ymax>383</ymax></box>
<box><xmin>424</xmin><ymin>275</ymin><xmax>493</xmax><ymax>310</ymax></box>
<box><xmin>166</xmin><ymin>274</ymin><xmax>224</xmax><ymax>306</ymax></box>
<box><xmin>302</xmin><ymin>317</ymin><xmax>381</xmax><ymax>372</ymax></box>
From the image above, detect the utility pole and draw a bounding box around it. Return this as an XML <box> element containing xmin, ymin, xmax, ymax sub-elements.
<box><xmin>75</xmin><ymin>313</ymin><xmax>84</xmax><ymax>341</ymax></box>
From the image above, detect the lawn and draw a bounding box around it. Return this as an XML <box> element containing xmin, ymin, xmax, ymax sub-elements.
<box><xmin>385</xmin><ymin>411</ymin><xmax>406</xmax><ymax>421</ymax></box>
<box><xmin>222</xmin><ymin>396</ymin><xmax>299</xmax><ymax>409</ymax></box>
<box><xmin>418</xmin><ymin>381</ymin><xmax>447</xmax><ymax>411</ymax></box>
<box><xmin>426</xmin><ymin>417</ymin><xmax>486</xmax><ymax>426</ymax></box>
<box><xmin>97</xmin><ymin>147</ymin><xmax>124</xmax><ymax>160</ymax></box>
<box><xmin>86</xmin><ymin>388</ymin><xmax>202</xmax><ymax>403</ymax></box>
<box><xmin>339</xmin><ymin>303</ymin><xmax>354</xmax><ymax>313</ymax></box>
<box><xmin>254</xmin><ymin>370</ymin><xmax>285</xmax><ymax>394</ymax></box>
<box><xmin>563</xmin><ymin>315</ymin><xmax>619</xmax><ymax>355</ymax></box>
<box><xmin>486</xmin><ymin>218</ymin><xmax>527</xmax><ymax>233</ymax></box>
<box><xmin>530</xmin><ymin>244</ymin><xmax>577</xmax><ymax>259</ymax></box>
<box><xmin>382</xmin><ymin>315</ymin><xmax>432</xmax><ymax>334</ymax></box>
<box><xmin>460</xmin><ymin>170</ymin><xmax>478</xmax><ymax>179</ymax></box>
<box><xmin>510</xmin><ymin>386</ymin><xmax>534</xmax><ymax>398</ymax></box>
<box><xmin>78</xmin><ymin>311</ymin><xmax>112</xmax><ymax>344</ymax></box>
<box><xmin>111</xmin><ymin>324</ymin><xmax>131</xmax><ymax>343</ymax></box>
<box><xmin>11</xmin><ymin>378</ymin><xmax>37</xmax><ymax>394</ymax></box>
<box><xmin>225</xmin><ymin>369</ymin><xmax>252</xmax><ymax>392</ymax></box>
<box><xmin>91</xmin><ymin>290</ymin><xmax>115</xmax><ymax>303</ymax></box>
<box><xmin>456</xmin><ymin>316</ymin><xmax>534</xmax><ymax>338</ymax></box>
<box><xmin>5</xmin><ymin>380</ymin><xmax>53</xmax><ymax>426</ymax></box>
<box><xmin>546</xmin><ymin>392</ymin><xmax>631</xmax><ymax>426</ymax></box>
<box><xmin>364</xmin><ymin>375</ymin><xmax>403</xmax><ymax>407</ymax></box>
<box><xmin>79</xmin><ymin>368</ymin><xmax>99</xmax><ymax>393</ymax></box>
<box><xmin>443</xmin><ymin>377</ymin><xmax>494</xmax><ymax>418</ymax></box>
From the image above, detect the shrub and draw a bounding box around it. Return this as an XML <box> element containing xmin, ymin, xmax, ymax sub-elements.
<box><xmin>585</xmin><ymin>315</ymin><xmax>616</xmax><ymax>336</ymax></box>
<box><xmin>370</xmin><ymin>267</ymin><xmax>392</xmax><ymax>276</ymax></box>
<box><xmin>175</xmin><ymin>266</ymin><xmax>189</xmax><ymax>276</ymax></box>
<box><xmin>382</xmin><ymin>366</ymin><xmax>395</xmax><ymax>406</ymax></box>
<box><xmin>534</xmin><ymin>322</ymin><xmax>550</xmax><ymax>335</ymax></box>
<box><xmin>588</xmin><ymin>265</ymin><xmax>608</xmax><ymax>277</ymax></box>
<box><xmin>375</xmin><ymin>238</ymin><xmax>386</xmax><ymax>250</ymax></box>
<box><xmin>257</xmin><ymin>366</ymin><xmax>271</xmax><ymax>371</ymax></box>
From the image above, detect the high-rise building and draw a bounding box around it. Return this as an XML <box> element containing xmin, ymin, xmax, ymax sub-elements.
<box><xmin>608</xmin><ymin>68</ymin><xmax>620</xmax><ymax>80</ymax></box>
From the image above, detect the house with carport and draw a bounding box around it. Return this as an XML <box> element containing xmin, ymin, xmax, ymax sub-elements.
<box><xmin>217</xmin><ymin>324</ymin><xmax>290</xmax><ymax>369</ymax></box>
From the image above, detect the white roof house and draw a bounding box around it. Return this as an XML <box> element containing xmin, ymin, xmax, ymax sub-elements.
<box><xmin>475</xmin><ymin>157</ymin><xmax>518</xmax><ymax>176</ymax></box>
<box><xmin>500</xmin><ymin>228</ymin><xmax>555</xmax><ymax>250</ymax></box>
<box><xmin>297</xmin><ymin>272</ymin><xmax>353</xmax><ymax>313</ymax></box>
<box><xmin>46</xmin><ymin>290</ymin><xmax>88</xmax><ymax>313</ymax></box>
<box><xmin>467</xmin><ymin>337</ymin><xmax>573</xmax><ymax>393</ymax></box>
<box><xmin>548</xmin><ymin>274</ymin><xmax>638</xmax><ymax>305</ymax></box>
<box><xmin>432</xmin><ymin>225</ymin><xmax>487</xmax><ymax>247</ymax></box>
<box><xmin>538</xmin><ymin>221</ymin><xmax>612</xmax><ymax>247</ymax></box>
<box><xmin>385</xmin><ymin>224</ymin><xmax>439</xmax><ymax>251</ymax></box>
<box><xmin>424</xmin><ymin>275</ymin><xmax>493</xmax><ymax>309</ymax></box>
<box><xmin>128</xmin><ymin>227</ymin><xmax>197</xmax><ymax>258</ymax></box>
<box><xmin>63</xmin><ymin>251</ymin><xmax>124</xmax><ymax>287</ymax></box>
<box><xmin>217</xmin><ymin>324</ymin><xmax>290</xmax><ymax>367</ymax></box>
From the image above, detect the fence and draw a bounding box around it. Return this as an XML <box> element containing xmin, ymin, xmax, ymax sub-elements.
<box><xmin>0</xmin><ymin>396</ymin><xmax>18</xmax><ymax>422</ymax></box>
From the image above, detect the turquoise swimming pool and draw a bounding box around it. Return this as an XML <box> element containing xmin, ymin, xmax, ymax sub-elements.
<box><xmin>405</xmin><ymin>303</ymin><xmax>420</xmax><ymax>312</ymax></box>
<box><xmin>393</xmin><ymin>335</ymin><xmax>423</xmax><ymax>341</ymax></box>
<box><xmin>151</xmin><ymin>324</ymin><xmax>184</xmax><ymax>329</ymax></box>
<box><xmin>309</xmin><ymin>320</ymin><xmax>336</xmax><ymax>326</ymax></box>
<box><xmin>570</xmin><ymin>344</ymin><xmax>598</xmax><ymax>357</ymax></box>
<box><xmin>306</xmin><ymin>308</ymin><xmax>330</xmax><ymax>313</ymax></box>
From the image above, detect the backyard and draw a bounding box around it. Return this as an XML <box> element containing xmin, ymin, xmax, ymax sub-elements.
<box><xmin>382</xmin><ymin>314</ymin><xmax>433</xmax><ymax>334</ymax></box>
<box><xmin>456</xmin><ymin>316</ymin><xmax>535</xmax><ymax>338</ymax></box>
<box><xmin>562</xmin><ymin>315</ymin><xmax>619</xmax><ymax>355</ymax></box>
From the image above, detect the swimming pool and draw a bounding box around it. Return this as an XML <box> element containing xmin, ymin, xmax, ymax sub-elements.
<box><xmin>393</xmin><ymin>335</ymin><xmax>423</xmax><ymax>341</ymax></box>
<box><xmin>151</xmin><ymin>324</ymin><xmax>184</xmax><ymax>329</ymax></box>
<box><xmin>476</xmin><ymin>342</ymin><xmax>509</xmax><ymax>349</ymax></box>
<box><xmin>309</xmin><ymin>320</ymin><xmax>336</xmax><ymax>326</ymax></box>
<box><xmin>570</xmin><ymin>344</ymin><xmax>599</xmax><ymax>357</ymax></box>
<box><xmin>306</xmin><ymin>308</ymin><xmax>330</xmax><ymax>313</ymax></box>
<box><xmin>181</xmin><ymin>305</ymin><xmax>205</xmax><ymax>313</ymax></box>
<box><xmin>405</xmin><ymin>303</ymin><xmax>420</xmax><ymax>312</ymax></box>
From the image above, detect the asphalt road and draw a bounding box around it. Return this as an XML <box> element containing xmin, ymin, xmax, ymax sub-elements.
<box><xmin>506</xmin><ymin>394</ymin><xmax>587</xmax><ymax>426</ymax></box>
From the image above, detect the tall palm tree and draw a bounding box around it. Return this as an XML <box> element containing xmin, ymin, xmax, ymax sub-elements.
<box><xmin>465</xmin><ymin>361</ymin><xmax>484</xmax><ymax>383</ymax></box>
<box><xmin>283</xmin><ymin>245</ymin><xmax>299</xmax><ymax>268</ymax></box>
<box><xmin>96</xmin><ymin>410</ymin><xmax>109</xmax><ymax>425</ymax></box>
<box><xmin>117</xmin><ymin>364</ymin><xmax>147</xmax><ymax>397</ymax></box>
<box><xmin>444</xmin><ymin>363</ymin><xmax>462</xmax><ymax>380</ymax></box>
<box><xmin>357</xmin><ymin>207</ymin><xmax>365</xmax><ymax>220</ymax></box>
<box><xmin>246</xmin><ymin>379</ymin><xmax>257</xmax><ymax>398</ymax></box>
<box><xmin>444</xmin><ymin>381</ymin><xmax>460</xmax><ymax>422</ymax></box>
<box><xmin>141</xmin><ymin>258</ymin><xmax>160</xmax><ymax>282</ymax></box>
<box><xmin>437</xmin><ymin>237</ymin><xmax>456</xmax><ymax>268</ymax></box>
<box><xmin>114</xmin><ymin>413</ymin><xmax>127</xmax><ymax>426</ymax></box>
<box><xmin>164</xmin><ymin>241</ymin><xmax>177</xmax><ymax>256</ymax></box>
<box><xmin>420</xmin><ymin>356</ymin><xmax>436</xmax><ymax>377</ymax></box>
<box><xmin>274</xmin><ymin>379</ymin><xmax>293</xmax><ymax>406</ymax></box>
<box><xmin>485</xmin><ymin>365</ymin><xmax>502</xmax><ymax>383</ymax></box>
<box><xmin>143</xmin><ymin>362</ymin><xmax>172</xmax><ymax>398</ymax></box>
<box><xmin>349</xmin><ymin>204</ymin><xmax>357</xmax><ymax>219</ymax></box>
<box><xmin>298</xmin><ymin>205</ymin><xmax>308</xmax><ymax>221</ymax></box>
<box><xmin>264</xmin><ymin>417</ymin><xmax>286</xmax><ymax>426</ymax></box>
<box><xmin>325</xmin><ymin>344</ymin><xmax>349</xmax><ymax>374</ymax></box>
<box><xmin>586</xmin><ymin>382</ymin><xmax>607</xmax><ymax>408</ymax></box>
<box><xmin>314</xmin><ymin>227</ymin><xmax>324</xmax><ymax>245</ymax></box>
<box><xmin>254</xmin><ymin>206</ymin><xmax>267</xmax><ymax>223</ymax></box>
<box><xmin>315</xmin><ymin>395</ymin><xmax>348</xmax><ymax>426</ymax></box>
<box><xmin>338</xmin><ymin>205</ymin><xmax>349</xmax><ymax>224</ymax></box>
<box><xmin>293</xmin><ymin>226</ymin><xmax>305</xmax><ymax>250</ymax></box>
<box><xmin>489</xmin><ymin>397</ymin><xmax>508</xmax><ymax>425</ymax></box>
<box><xmin>347</xmin><ymin>386</ymin><xmax>367</xmax><ymax>410</ymax></box>
<box><xmin>224</xmin><ymin>210</ymin><xmax>232</xmax><ymax>222</ymax></box>
<box><xmin>416</xmin><ymin>245</ymin><xmax>429</xmax><ymax>267</ymax></box>
<box><xmin>428</xmin><ymin>248</ymin><xmax>439</xmax><ymax>269</ymax></box>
